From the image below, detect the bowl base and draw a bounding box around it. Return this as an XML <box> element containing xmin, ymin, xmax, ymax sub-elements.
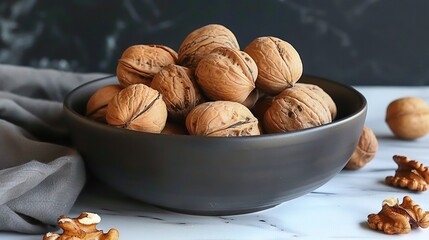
<box><xmin>157</xmin><ymin>204</ymin><xmax>279</xmax><ymax>216</ymax></box>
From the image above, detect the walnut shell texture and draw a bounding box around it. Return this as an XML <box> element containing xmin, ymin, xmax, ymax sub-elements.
<box><xmin>86</xmin><ymin>84</ymin><xmax>122</xmax><ymax>123</ymax></box>
<box><xmin>296</xmin><ymin>83</ymin><xmax>337</xmax><ymax>120</ymax></box>
<box><xmin>151</xmin><ymin>64</ymin><xmax>204</xmax><ymax>121</ymax></box>
<box><xmin>186</xmin><ymin>101</ymin><xmax>260</xmax><ymax>137</ymax></box>
<box><xmin>344</xmin><ymin>126</ymin><xmax>378</xmax><ymax>170</ymax></box>
<box><xmin>245</xmin><ymin>36</ymin><xmax>303</xmax><ymax>95</ymax></box>
<box><xmin>178</xmin><ymin>24</ymin><xmax>240</xmax><ymax>69</ymax></box>
<box><xmin>116</xmin><ymin>44</ymin><xmax>178</xmax><ymax>88</ymax></box>
<box><xmin>386</xmin><ymin>97</ymin><xmax>429</xmax><ymax>140</ymax></box>
<box><xmin>263</xmin><ymin>86</ymin><xmax>331</xmax><ymax>133</ymax></box>
<box><xmin>106</xmin><ymin>84</ymin><xmax>167</xmax><ymax>133</ymax></box>
<box><xmin>195</xmin><ymin>47</ymin><xmax>257</xmax><ymax>103</ymax></box>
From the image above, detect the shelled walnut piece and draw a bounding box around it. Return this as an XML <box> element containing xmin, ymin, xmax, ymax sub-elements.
<box><xmin>385</xmin><ymin>155</ymin><xmax>429</xmax><ymax>191</ymax></box>
<box><xmin>43</xmin><ymin>212</ymin><xmax>119</xmax><ymax>240</ymax></box>
<box><xmin>367</xmin><ymin>196</ymin><xmax>429</xmax><ymax>234</ymax></box>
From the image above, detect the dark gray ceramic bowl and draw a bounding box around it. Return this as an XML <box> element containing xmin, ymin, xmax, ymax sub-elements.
<box><xmin>64</xmin><ymin>75</ymin><xmax>367</xmax><ymax>215</ymax></box>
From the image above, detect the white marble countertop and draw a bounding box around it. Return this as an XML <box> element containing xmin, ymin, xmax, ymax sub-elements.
<box><xmin>2</xmin><ymin>86</ymin><xmax>429</xmax><ymax>240</ymax></box>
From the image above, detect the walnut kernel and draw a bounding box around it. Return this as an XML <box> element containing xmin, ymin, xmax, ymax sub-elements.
<box><xmin>385</xmin><ymin>155</ymin><xmax>429</xmax><ymax>191</ymax></box>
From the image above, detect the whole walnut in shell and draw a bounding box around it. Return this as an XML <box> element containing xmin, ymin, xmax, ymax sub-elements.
<box><xmin>106</xmin><ymin>84</ymin><xmax>167</xmax><ymax>133</ymax></box>
<box><xmin>186</xmin><ymin>101</ymin><xmax>260</xmax><ymax>137</ymax></box>
<box><xmin>245</xmin><ymin>36</ymin><xmax>303</xmax><ymax>95</ymax></box>
<box><xmin>151</xmin><ymin>64</ymin><xmax>204</xmax><ymax>122</ymax></box>
<box><xmin>295</xmin><ymin>83</ymin><xmax>337</xmax><ymax>119</ymax></box>
<box><xmin>86</xmin><ymin>84</ymin><xmax>122</xmax><ymax>123</ymax></box>
<box><xmin>116</xmin><ymin>44</ymin><xmax>178</xmax><ymax>88</ymax></box>
<box><xmin>344</xmin><ymin>126</ymin><xmax>378</xmax><ymax>170</ymax></box>
<box><xmin>178</xmin><ymin>24</ymin><xmax>240</xmax><ymax>69</ymax></box>
<box><xmin>195</xmin><ymin>47</ymin><xmax>257</xmax><ymax>103</ymax></box>
<box><xmin>386</xmin><ymin>97</ymin><xmax>429</xmax><ymax>140</ymax></box>
<box><xmin>263</xmin><ymin>86</ymin><xmax>331</xmax><ymax>133</ymax></box>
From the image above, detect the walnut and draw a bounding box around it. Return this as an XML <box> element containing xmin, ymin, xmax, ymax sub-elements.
<box><xmin>385</xmin><ymin>155</ymin><xmax>429</xmax><ymax>191</ymax></box>
<box><xmin>105</xmin><ymin>84</ymin><xmax>167</xmax><ymax>133</ymax></box>
<box><xmin>344</xmin><ymin>126</ymin><xmax>378</xmax><ymax>170</ymax></box>
<box><xmin>195</xmin><ymin>47</ymin><xmax>257</xmax><ymax>103</ymax></box>
<box><xmin>244</xmin><ymin>36</ymin><xmax>303</xmax><ymax>95</ymax></box>
<box><xmin>295</xmin><ymin>83</ymin><xmax>337</xmax><ymax>120</ymax></box>
<box><xmin>43</xmin><ymin>212</ymin><xmax>119</xmax><ymax>240</ymax></box>
<box><xmin>178</xmin><ymin>24</ymin><xmax>240</xmax><ymax>69</ymax></box>
<box><xmin>367</xmin><ymin>196</ymin><xmax>429</xmax><ymax>234</ymax></box>
<box><xmin>386</xmin><ymin>97</ymin><xmax>429</xmax><ymax>140</ymax></box>
<box><xmin>151</xmin><ymin>64</ymin><xmax>204</xmax><ymax>122</ymax></box>
<box><xmin>186</xmin><ymin>101</ymin><xmax>260</xmax><ymax>137</ymax></box>
<box><xmin>86</xmin><ymin>84</ymin><xmax>122</xmax><ymax>123</ymax></box>
<box><xmin>116</xmin><ymin>44</ymin><xmax>178</xmax><ymax>88</ymax></box>
<box><xmin>161</xmin><ymin>121</ymin><xmax>188</xmax><ymax>135</ymax></box>
<box><xmin>263</xmin><ymin>86</ymin><xmax>331</xmax><ymax>133</ymax></box>
<box><xmin>241</xmin><ymin>89</ymin><xmax>264</xmax><ymax>109</ymax></box>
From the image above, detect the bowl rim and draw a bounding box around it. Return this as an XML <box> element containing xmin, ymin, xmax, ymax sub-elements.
<box><xmin>63</xmin><ymin>74</ymin><xmax>367</xmax><ymax>142</ymax></box>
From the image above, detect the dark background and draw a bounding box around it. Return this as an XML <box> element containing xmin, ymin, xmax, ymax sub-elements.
<box><xmin>1</xmin><ymin>0</ymin><xmax>428</xmax><ymax>85</ymax></box>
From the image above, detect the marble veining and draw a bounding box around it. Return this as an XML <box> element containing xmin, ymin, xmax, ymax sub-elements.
<box><xmin>0</xmin><ymin>0</ymin><xmax>428</xmax><ymax>85</ymax></box>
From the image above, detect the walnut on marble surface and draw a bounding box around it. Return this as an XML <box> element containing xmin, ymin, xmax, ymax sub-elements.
<box><xmin>178</xmin><ymin>24</ymin><xmax>240</xmax><ymax>69</ymax></box>
<box><xmin>385</xmin><ymin>97</ymin><xmax>429</xmax><ymax>140</ymax></box>
<box><xmin>295</xmin><ymin>83</ymin><xmax>337</xmax><ymax>120</ymax></box>
<box><xmin>151</xmin><ymin>64</ymin><xmax>204</xmax><ymax>122</ymax></box>
<box><xmin>43</xmin><ymin>212</ymin><xmax>119</xmax><ymax>240</ymax></box>
<box><xmin>195</xmin><ymin>47</ymin><xmax>257</xmax><ymax>103</ymax></box>
<box><xmin>263</xmin><ymin>86</ymin><xmax>331</xmax><ymax>133</ymax></box>
<box><xmin>105</xmin><ymin>84</ymin><xmax>167</xmax><ymax>133</ymax></box>
<box><xmin>116</xmin><ymin>44</ymin><xmax>178</xmax><ymax>88</ymax></box>
<box><xmin>385</xmin><ymin>155</ymin><xmax>429</xmax><ymax>191</ymax></box>
<box><xmin>186</xmin><ymin>101</ymin><xmax>260</xmax><ymax>137</ymax></box>
<box><xmin>244</xmin><ymin>36</ymin><xmax>303</xmax><ymax>95</ymax></box>
<box><xmin>344</xmin><ymin>126</ymin><xmax>378</xmax><ymax>170</ymax></box>
<box><xmin>367</xmin><ymin>196</ymin><xmax>429</xmax><ymax>234</ymax></box>
<box><xmin>86</xmin><ymin>84</ymin><xmax>122</xmax><ymax>123</ymax></box>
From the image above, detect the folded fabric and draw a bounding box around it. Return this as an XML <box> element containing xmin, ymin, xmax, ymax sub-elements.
<box><xmin>0</xmin><ymin>64</ymin><xmax>108</xmax><ymax>233</ymax></box>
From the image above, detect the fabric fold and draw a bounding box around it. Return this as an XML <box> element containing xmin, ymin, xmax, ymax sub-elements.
<box><xmin>0</xmin><ymin>64</ymin><xmax>108</xmax><ymax>233</ymax></box>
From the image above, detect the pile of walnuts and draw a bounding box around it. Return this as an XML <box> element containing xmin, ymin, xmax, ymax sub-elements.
<box><xmin>86</xmin><ymin>24</ymin><xmax>337</xmax><ymax>137</ymax></box>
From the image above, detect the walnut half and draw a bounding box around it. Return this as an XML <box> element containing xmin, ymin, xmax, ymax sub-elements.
<box><xmin>367</xmin><ymin>196</ymin><xmax>429</xmax><ymax>234</ymax></box>
<box><xmin>43</xmin><ymin>212</ymin><xmax>119</xmax><ymax>240</ymax></box>
<box><xmin>385</xmin><ymin>155</ymin><xmax>429</xmax><ymax>191</ymax></box>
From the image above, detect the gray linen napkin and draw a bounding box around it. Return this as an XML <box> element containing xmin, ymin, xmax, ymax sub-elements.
<box><xmin>0</xmin><ymin>64</ymin><xmax>108</xmax><ymax>233</ymax></box>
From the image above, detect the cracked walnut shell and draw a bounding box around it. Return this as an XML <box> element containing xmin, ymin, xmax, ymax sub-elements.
<box><xmin>385</xmin><ymin>155</ymin><xmax>429</xmax><ymax>191</ymax></box>
<box><xmin>344</xmin><ymin>126</ymin><xmax>378</xmax><ymax>170</ymax></box>
<box><xmin>116</xmin><ymin>44</ymin><xmax>178</xmax><ymax>88</ymax></box>
<box><xmin>86</xmin><ymin>84</ymin><xmax>122</xmax><ymax>123</ymax></box>
<box><xmin>244</xmin><ymin>36</ymin><xmax>303</xmax><ymax>95</ymax></box>
<box><xmin>195</xmin><ymin>47</ymin><xmax>257</xmax><ymax>103</ymax></box>
<box><xmin>178</xmin><ymin>24</ymin><xmax>240</xmax><ymax>69</ymax></box>
<box><xmin>43</xmin><ymin>212</ymin><xmax>119</xmax><ymax>240</ymax></box>
<box><xmin>106</xmin><ymin>84</ymin><xmax>167</xmax><ymax>133</ymax></box>
<box><xmin>367</xmin><ymin>196</ymin><xmax>429</xmax><ymax>234</ymax></box>
<box><xmin>386</xmin><ymin>97</ymin><xmax>429</xmax><ymax>140</ymax></box>
<box><xmin>263</xmin><ymin>86</ymin><xmax>331</xmax><ymax>133</ymax></box>
<box><xmin>151</xmin><ymin>64</ymin><xmax>204</xmax><ymax>121</ymax></box>
<box><xmin>186</xmin><ymin>101</ymin><xmax>260</xmax><ymax>137</ymax></box>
